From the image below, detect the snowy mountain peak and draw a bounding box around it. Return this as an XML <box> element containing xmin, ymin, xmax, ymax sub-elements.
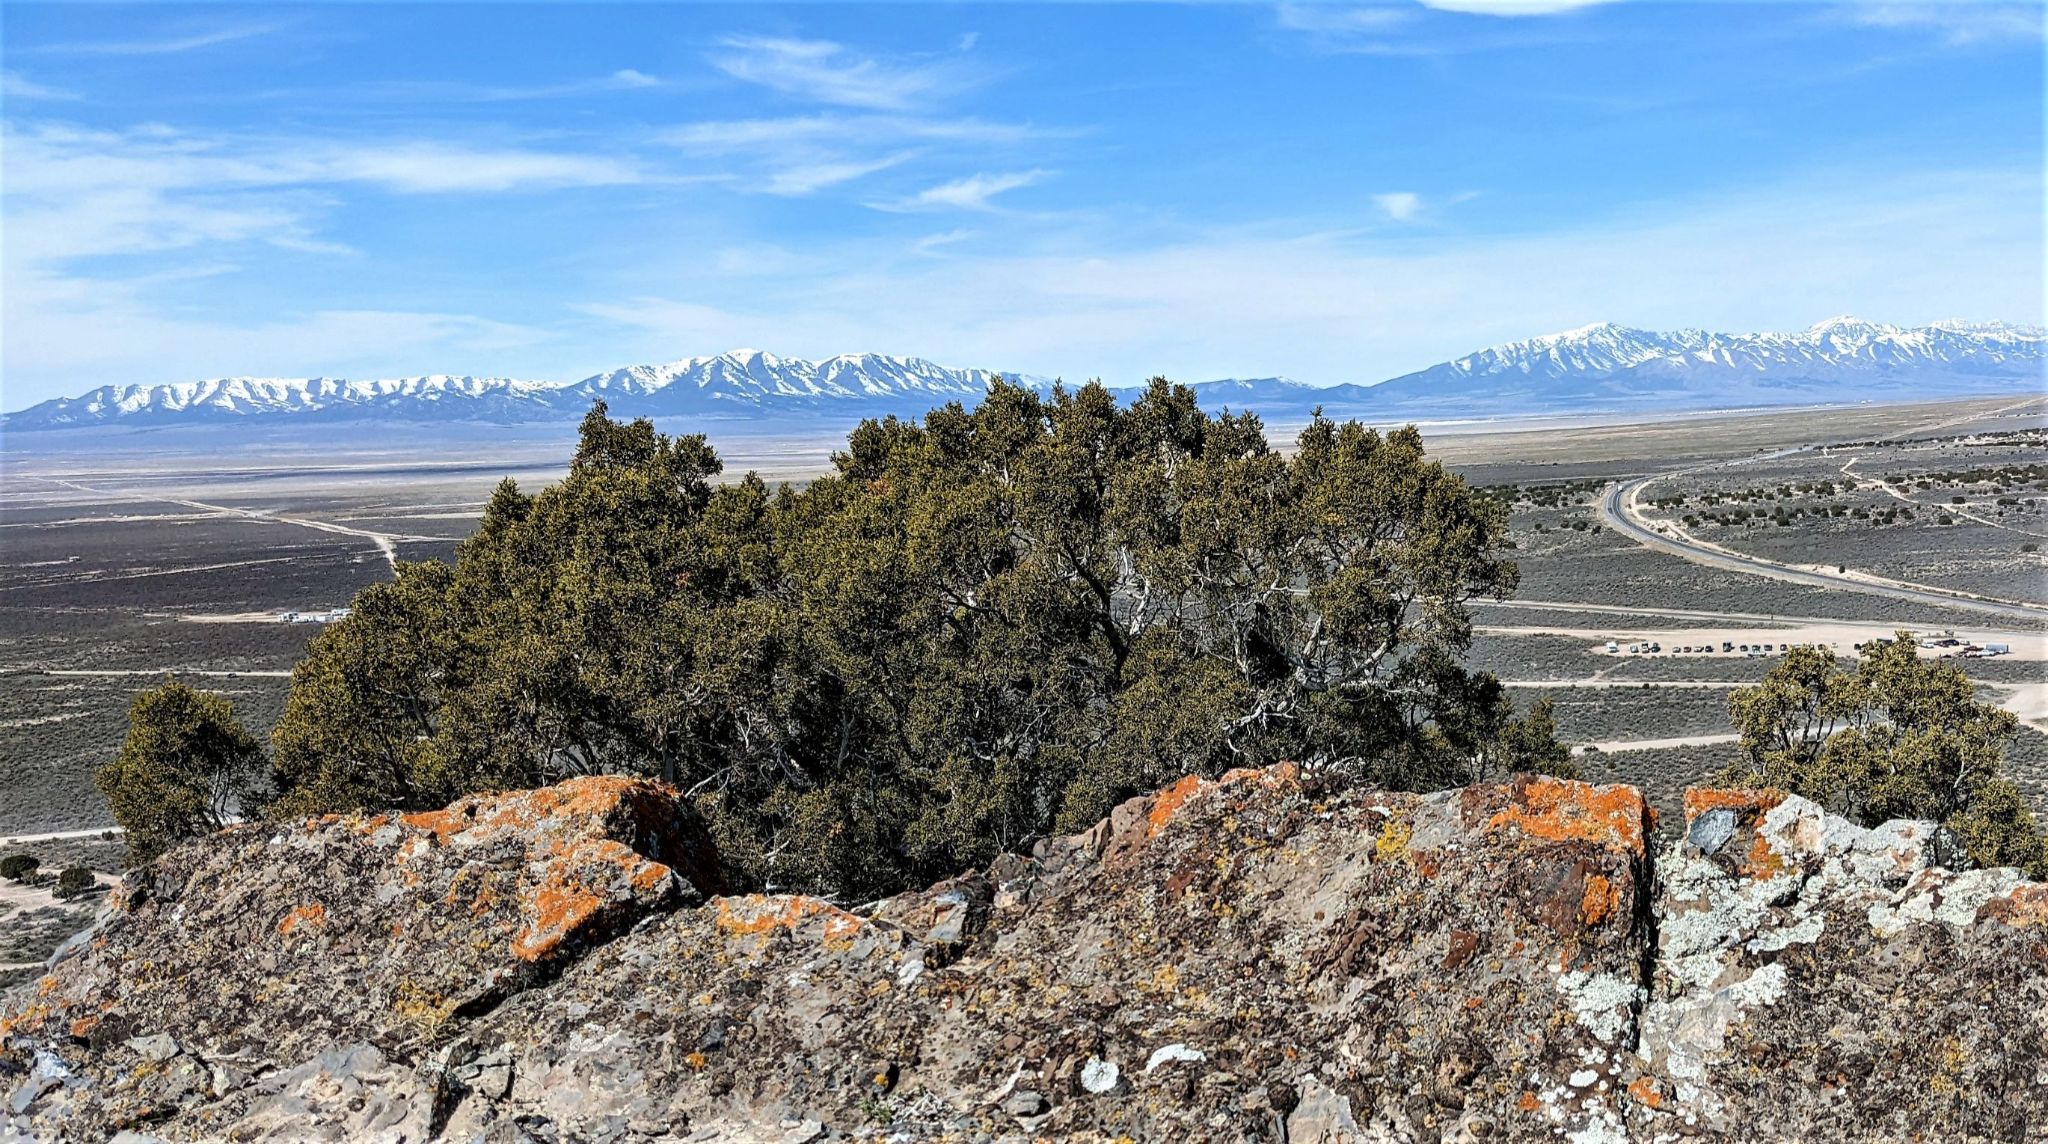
<box><xmin>561</xmin><ymin>350</ymin><xmax>1050</xmax><ymax>411</ymax></box>
<box><xmin>1373</xmin><ymin>317</ymin><xmax>2045</xmax><ymax>407</ymax></box>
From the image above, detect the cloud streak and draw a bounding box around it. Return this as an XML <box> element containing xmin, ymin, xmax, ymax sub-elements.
<box><xmin>35</xmin><ymin>22</ymin><xmax>280</xmax><ymax>56</ymax></box>
<box><xmin>1834</xmin><ymin>2</ymin><xmax>2046</xmax><ymax>46</ymax></box>
<box><xmin>1372</xmin><ymin>192</ymin><xmax>1422</xmax><ymax>221</ymax></box>
<box><xmin>709</xmin><ymin>35</ymin><xmax>976</xmax><ymax>110</ymax></box>
<box><xmin>1</xmin><ymin>72</ymin><xmax>80</xmax><ymax>100</ymax></box>
<box><xmin>1414</xmin><ymin>0</ymin><xmax>1618</xmax><ymax>14</ymax></box>
<box><xmin>876</xmin><ymin>169</ymin><xmax>1051</xmax><ymax>212</ymax></box>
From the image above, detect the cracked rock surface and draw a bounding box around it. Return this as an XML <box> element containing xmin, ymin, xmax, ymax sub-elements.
<box><xmin>3</xmin><ymin>768</ymin><xmax>2043</xmax><ymax>1142</ymax></box>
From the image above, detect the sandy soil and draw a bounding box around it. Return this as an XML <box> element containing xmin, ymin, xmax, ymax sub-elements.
<box><xmin>1576</xmin><ymin>733</ymin><xmax>1740</xmax><ymax>755</ymax></box>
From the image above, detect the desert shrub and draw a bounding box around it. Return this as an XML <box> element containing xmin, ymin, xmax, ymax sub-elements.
<box><xmin>52</xmin><ymin>867</ymin><xmax>96</xmax><ymax>900</ymax></box>
<box><xmin>1722</xmin><ymin>637</ymin><xmax>2047</xmax><ymax>877</ymax></box>
<box><xmin>268</xmin><ymin>385</ymin><xmax>1566</xmax><ymax>898</ymax></box>
<box><xmin>0</xmin><ymin>855</ymin><xmax>39</xmax><ymax>882</ymax></box>
<box><xmin>96</xmin><ymin>680</ymin><xmax>267</xmax><ymax>866</ymax></box>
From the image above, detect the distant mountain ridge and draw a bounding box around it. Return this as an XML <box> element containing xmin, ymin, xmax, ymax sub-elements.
<box><xmin>563</xmin><ymin>350</ymin><xmax>1055</xmax><ymax>413</ymax></box>
<box><xmin>1185</xmin><ymin>317</ymin><xmax>2048</xmax><ymax>418</ymax></box>
<box><xmin>7</xmin><ymin>318</ymin><xmax>2041</xmax><ymax>432</ymax></box>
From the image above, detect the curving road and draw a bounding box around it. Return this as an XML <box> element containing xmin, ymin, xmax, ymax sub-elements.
<box><xmin>1599</xmin><ymin>470</ymin><xmax>2048</xmax><ymax>625</ymax></box>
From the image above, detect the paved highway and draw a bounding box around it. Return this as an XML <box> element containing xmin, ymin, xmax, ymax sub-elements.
<box><xmin>1598</xmin><ymin>473</ymin><xmax>2048</xmax><ymax>625</ymax></box>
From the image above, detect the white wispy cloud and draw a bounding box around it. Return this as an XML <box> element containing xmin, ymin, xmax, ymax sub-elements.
<box><xmin>310</xmin><ymin>143</ymin><xmax>650</xmax><ymax>193</ymax></box>
<box><xmin>661</xmin><ymin>113</ymin><xmax>1053</xmax><ymax>152</ymax></box>
<box><xmin>6</xmin><ymin>123</ymin><xmax>653</xmax><ymax>203</ymax></box>
<box><xmin>1275</xmin><ymin>0</ymin><xmax>1614</xmax><ymax>54</ymax></box>
<box><xmin>1372</xmin><ymin>192</ymin><xmax>1423</xmax><ymax>221</ymax></box>
<box><xmin>1415</xmin><ymin>0</ymin><xmax>1617</xmax><ymax>14</ymax></box>
<box><xmin>709</xmin><ymin>35</ymin><xmax>976</xmax><ymax>110</ymax></box>
<box><xmin>913</xmin><ymin>229</ymin><xmax>976</xmax><ymax>256</ymax></box>
<box><xmin>1834</xmin><ymin>2</ymin><xmax>2045</xmax><ymax>45</ymax></box>
<box><xmin>2</xmin><ymin>121</ymin><xmax>663</xmax><ymax>311</ymax></box>
<box><xmin>351</xmin><ymin>69</ymin><xmax>669</xmax><ymax>104</ymax></box>
<box><xmin>762</xmin><ymin>153</ymin><xmax>915</xmax><ymax>196</ymax></box>
<box><xmin>35</xmin><ymin>22</ymin><xmax>280</xmax><ymax>56</ymax></box>
<box><xmin>1275</xmin><ymin>4</ymin><xmax>1419</xmax><ymax>35</ymax></box>
<box><xmin>660</xmin><ymin>113</ymin><xmax>1063</xmax><ymax>200</ymax></box>
<box><xmin>876</xmin><ymin>170</ymin><xmax>1051</xmax><ymax>212</ymax></box>
<box><xmin>1</xmin><ymin>72</ymin><xmax>80</xmax><ymax>100</ymax></box>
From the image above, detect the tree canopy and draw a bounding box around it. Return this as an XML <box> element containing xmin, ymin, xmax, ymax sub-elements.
<box><xmin>265</xmin><ymin>381</ymin><xmax>1566</xmax><ymax>897</ymax></box>
<box><xmin>97</xmin><ymin>679</ymin><xmax>267</xmax><ymax>866</ymax></box>
<box><xmin>1723</xmin><ymin>635</ymin><xmax>2047</xmax><ymax>877</ymax></box>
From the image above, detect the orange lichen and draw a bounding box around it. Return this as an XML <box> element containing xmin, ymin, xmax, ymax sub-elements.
<box><xmin>0</xmin><ymin>1001</ymin><xmax>51</xmax><ymax>1038</ymax></box>
<box><xmin>512</xmin><ymin>879</ymin><xmax>604</xmax><ymax>962</ymax></box>
<box><xmin>1486</xmin><ymin>777</ymin><xmax>1649</xmax><ymax>856</ymax></box>
<box><xmin>1147</xmin><ymin>775</ymin><xmax>1209</xmax><ymax>838</ymax></box>
<box><xmin>1217</xmin><ymin>760</ymin><xmax>1302</xmax><ymax>788</ymax></box>
<box><xmin>1683</xmin><ymin>787</ymin><xmax>1786</xmax><ymax>825</ymax></box>
<box><xmin>1146</xmin><ymin>762</ymin><xmax>1302</xmax><ymax>838</ymax></box>
<box><xmin>1979</xmin><ymin>884</ymin><xmax>2048</xmax><ymax>929</ymax></box>
<box><xmin>1580</xmin><ymin>874</ymin><xmax>1621</xmax><ymax>926</ymax></box>
<box><xmin>1741</xmin><ymin>833</ymin><xmax>1790</xmax><ymax>879</ymax></box>
<box><xmin>277</xmin><ymin>903</ymin><xmax>326</xmax><ymax>937</ymax></box>
<box><xmin>400</xmin><ymin>775</ymin><xmax>674</xmax><ymax>844</ymax></box>
<box><xmin>1627</xmin><ymin>1075</ymin><xmax>1663</xmax><ymax>1109</ymax></box>
<box><xmin>1518</xmin><ymin>1091</ymin><xmax>1541</xmax><ymax>1112</ymax></box>
<box><xmin>68</xmin><ymin>1016</ymin><xmax>97</xmax><ymax>1040</ymax></box>
<box><xmin>1681</xmin><ymin>790</ymin><xmax>1796</xmax><ymax>878</ymax></box>
<box><xmin>506</xmin><ymin>836</ymin><xmax>676</xmax><ymax>961</ymax></box>
<box><xmin>629</xmin><ymin>859</ymin><xmax>670</xmax><ymax>892</ymax></box>
<box><xmin>714</xmin><ymin>895</ymin><xmax>866</xmax><ymax>948</ymax></box>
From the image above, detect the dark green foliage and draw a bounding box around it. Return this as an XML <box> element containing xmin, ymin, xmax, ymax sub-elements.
<box><xmin>1722</xmin><ymin>636</ymin><xmax>2047</xmax><ymax>877</ymax></box>
<box><xmin>266</xmin><ymin>384</ymin><xmax>1563</xmax><ymax>898</ymax></box>
<box><xmin>53</xmin><ymin>867</ymin><xmax>96</xmax><ymax>900</ymax></box>
<box><xmin>96</xmin><ymin>679</ymin><xmax>267</xmax><ymax>866</ymax></box>
<box><xmin>0</xmin><ymin>855</ymin><xmax>39</xmax><ymax>882</ymax></box>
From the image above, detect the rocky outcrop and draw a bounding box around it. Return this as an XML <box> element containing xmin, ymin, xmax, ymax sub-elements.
<box><xmin>2</xmin><ymin>768</ymin><xmax>2043</xmax><ymax>1142</ymax></box>
<box><xmin>1634</xmin><ymin>789</ymin><xmax>2048</xmax><ymax>1142</ymax></box>
<box><xmin>0</xmin><ymin>777</ymin><xmax>720</xmax><ymax>1140</ymax></box>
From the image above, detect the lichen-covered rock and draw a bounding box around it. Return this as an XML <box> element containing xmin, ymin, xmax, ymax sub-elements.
<box><xmin>426</xmin><ymin>767</ymin><xmax>1657</xmax><ymax>1142</ymax></box>
<box><xmin>4</xmin><ymin>769</ymin><xmax>2044</xmax><ymax>1142</ymax></box>
<box><xmin>0</xmin><ymin>776</ymin><xmax>719</xmax><ymax>1141</ymax></box>
<box><xmin>1629</xmin><ymin>788</ymin><xmax>2048</xmax><ymax>1142</ymax></box>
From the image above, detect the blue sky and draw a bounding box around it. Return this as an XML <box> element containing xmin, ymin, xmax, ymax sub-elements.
<box><xmin>2</xmin><ymin>1</ymin><xmax>2043</xmax><ymax>406</ymax></box>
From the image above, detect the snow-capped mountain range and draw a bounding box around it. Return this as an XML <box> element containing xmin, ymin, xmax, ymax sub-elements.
<box><xmin>6</xmin><ymin>319</ymin><xmax>2041</xmax><ymax>432</ymax></box>
<box><xmin>562</xmin><ymin>350</ymin><xmax>1052</xmax><ymax>411</ymax></box>
<box><xmin>23</xmin><ymin>375</ymin><xmax>556</xmax><ymax>425</ymax></box>
<box><xmin>1371</xmin><ymin>316</ymin><xmax>2046</xmax><ymax>404</ymax></box>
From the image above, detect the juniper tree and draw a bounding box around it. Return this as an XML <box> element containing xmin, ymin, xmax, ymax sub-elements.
<box><xmin>1723</xmin><ymin>636</ymin><xmax>2046</xmax><ymax>876</ymax></box>
<box><xmin>262</xmin><ymin>382</ymin><xmax>1567</xmax><ymax>897</ymax></box>
<box><xmin>97</xmin><ymin>680</ymin><xmax>266</xmax><ymax>866</ymax></box>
